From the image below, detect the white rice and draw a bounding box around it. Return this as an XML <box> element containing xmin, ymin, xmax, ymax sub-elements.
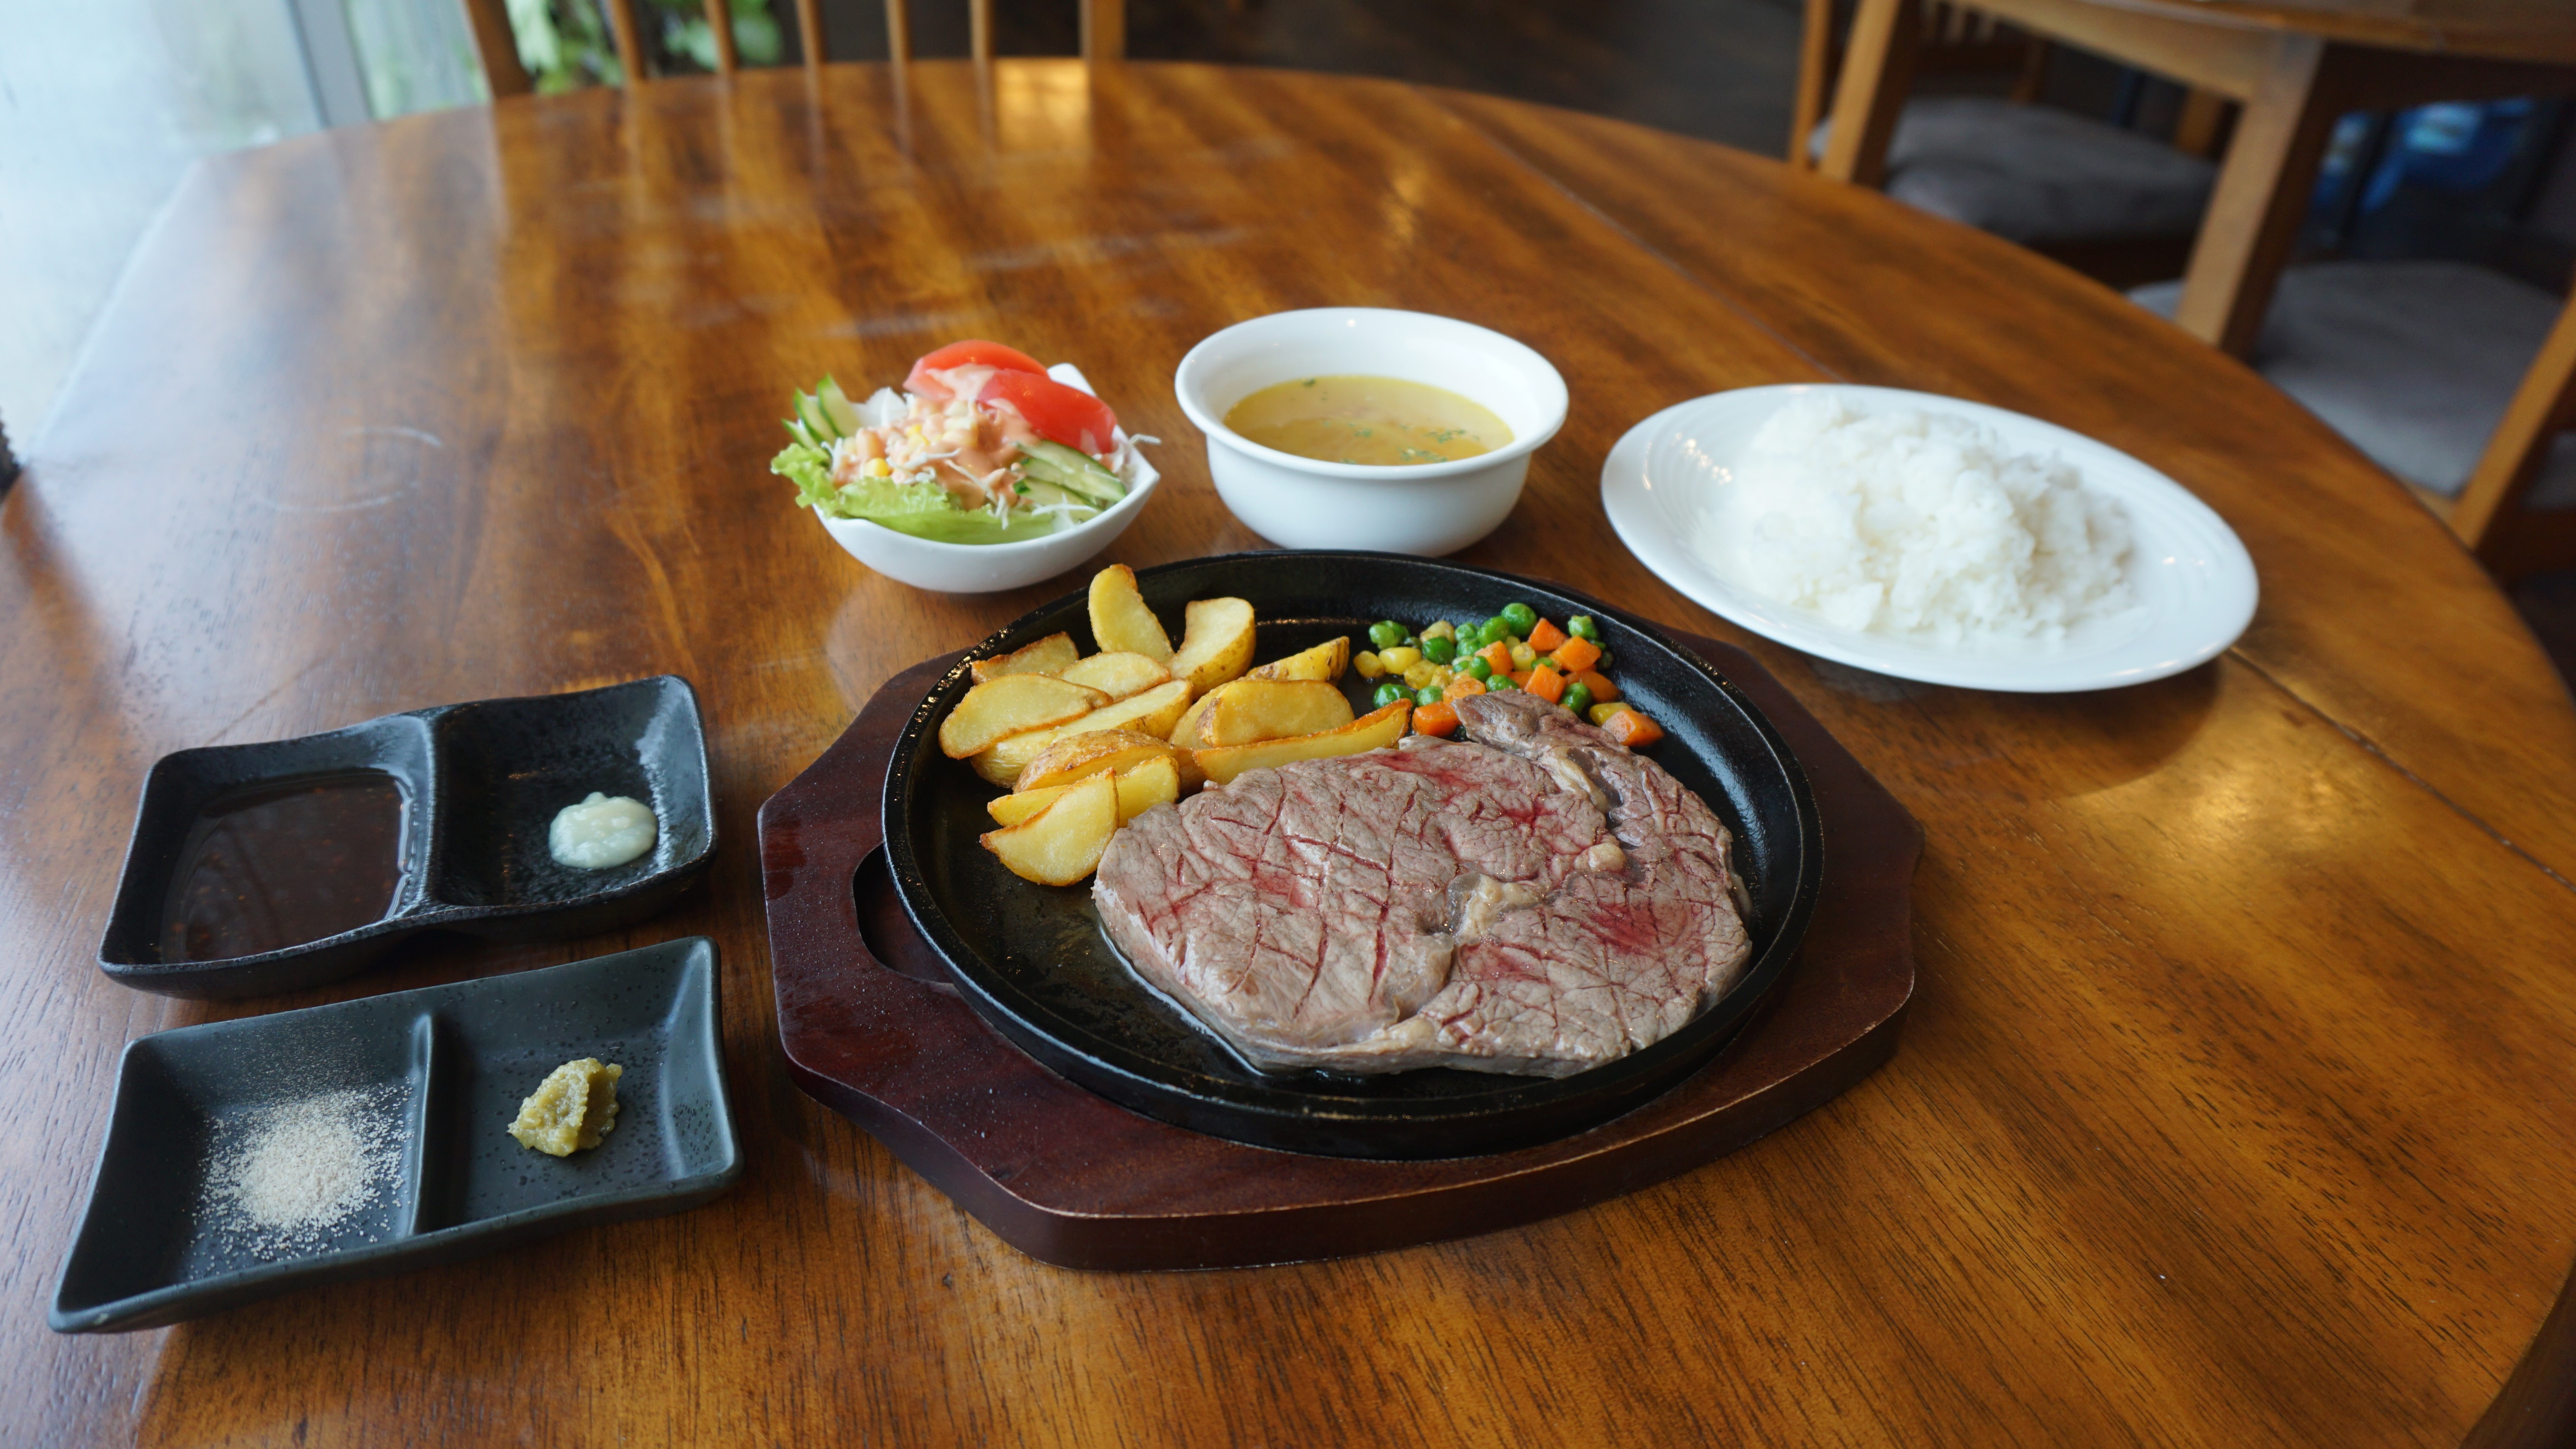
<box><xmin>1709</xmin><ymin>395</ymin><xmax>2138</xmax><ymax>647</ymax></box>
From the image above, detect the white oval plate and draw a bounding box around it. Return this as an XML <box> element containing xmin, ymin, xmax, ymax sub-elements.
<box><xmin>1601</xmin><ymin>385</ymin><xmax>2258</xmax><ymax>693</ymax></box>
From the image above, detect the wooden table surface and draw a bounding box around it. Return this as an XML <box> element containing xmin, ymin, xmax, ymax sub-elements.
<box><xmin>12</xmin><ymin>60</ymin><xmax>2576</xmax><ymax>1446</ymax></box>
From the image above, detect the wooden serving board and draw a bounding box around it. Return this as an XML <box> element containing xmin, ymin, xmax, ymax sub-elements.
<box><xmin>759</xmin><ymin>632</ymin><xmax>1919</xmax><ymax>1270</ymax></box>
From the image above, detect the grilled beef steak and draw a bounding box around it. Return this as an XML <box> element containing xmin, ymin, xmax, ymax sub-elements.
<box><xmin>1093</xmin><ymin>690</ymin><xmax>1751</xmax><ymax>1077</ymax></box>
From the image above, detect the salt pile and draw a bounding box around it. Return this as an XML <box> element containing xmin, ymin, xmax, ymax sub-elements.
<box><xmin>201</xmin><ymin>1085</ymin><xmax>407</xmax><ymax>1260</ymax></box>
<box><xmin>1713</xmin><ymin>395</ymin><xmax>2138</xmax><ymax>646</ymax></box>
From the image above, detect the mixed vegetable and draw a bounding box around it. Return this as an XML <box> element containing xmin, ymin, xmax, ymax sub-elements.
<box><xmin>772</xmin><ymin>340</ymin><xmax>1151</xmax><ymax>544</ymax></box>
<box><xmin>1355</xmin><ymin>604</ymin><xmax>1665</xmax><ymax>747</ymax></box>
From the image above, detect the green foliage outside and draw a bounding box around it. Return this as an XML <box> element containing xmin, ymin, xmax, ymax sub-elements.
<box><xmin>504</xmin><ymin>0</ymin><xmax>784</xmax><ymax>93</ymax></box>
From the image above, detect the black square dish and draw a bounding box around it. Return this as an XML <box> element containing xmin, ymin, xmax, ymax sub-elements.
<box><xmin>96</xmin><ymin>676</ymin><xmax>714</xmax><ymax>997</ymax></box>
<box><xmin>52</xmin><ymin>937</ymin><xmax>738</xmax><ymax>1333</ymax></box>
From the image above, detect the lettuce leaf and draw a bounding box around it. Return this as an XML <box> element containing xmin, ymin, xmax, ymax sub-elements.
<box><xmin>772</xmin><ymin>440</ymin><xmax>1081</xmax><ymax>543</ymax></box>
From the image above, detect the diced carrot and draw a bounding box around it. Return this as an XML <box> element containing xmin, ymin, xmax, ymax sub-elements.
<box><xmin>1478</xmin><ymin>641</ymin><xmax>1515</xmax><ymax>674</ymax></box>
<box><xmin>1414</xmin><ymin>701</ymin><xmax>1460</xmax><ymax>737</ymax></box>
<box><xmin>1575</xmin><ymin>668</ymin><xmax>1618</xmax><ymax>702</ymax></box>
<box><xmin>1526</xmin><ymin>618</ymin><xmax>1569</xmax><ymax>653</ymax></box>
<box><xmin>1604</xmin><ymin>707</ymin><xmax>1663</xmax><ymax>747</ymax></box>
<box><xmin>1442</xmin><ymin>674</ymin><xmax>1487</xmax><ymax>700</ymax></box>
<box><xmin>1508</xmin><ymin>671</ymin><xmax>1531</xmax><ymax>688</ymax></box>
<box><xmin>1525</xmin><ymin>664</ymin><xmax>1567</xmax><ymax>704</ymax></box>
<box><xmin>1551</xmin><ymin>635</ymin><xmax>1601</xmax><ymax>674</ymax></box>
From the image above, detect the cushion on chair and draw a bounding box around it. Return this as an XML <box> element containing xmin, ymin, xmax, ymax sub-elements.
<box><xmin>2132</xmin><ymin>261</ymin><xmax>2576</xmax><ymax>507</ymax></box>
<box><xmin>1812</xmin><ymin>97</ymin><xmax>2216</xmax><ymax>244</ymax></box>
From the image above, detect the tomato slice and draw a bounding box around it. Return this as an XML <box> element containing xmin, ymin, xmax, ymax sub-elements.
<box><xmin>904</xmin><ymin>340</ymin><xmax>1047</xmax><ymax>401</ymax></box>
<box><xmin>977</xmin><ymin>369</ymin><xmax>1120</xmax><ymax>456</ymax></box>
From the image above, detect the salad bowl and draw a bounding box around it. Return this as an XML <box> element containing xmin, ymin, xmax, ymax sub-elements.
<box><xmin>807</xmin><ymin>364</ymin><xmax>1161</xmax><ymax>594</ymax></box>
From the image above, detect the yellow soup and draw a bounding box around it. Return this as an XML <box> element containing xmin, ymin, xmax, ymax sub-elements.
<box><xmin>1224</xmin><ymin>376</ymin><xmax>1512</xmax><ymax>466</ymax></box>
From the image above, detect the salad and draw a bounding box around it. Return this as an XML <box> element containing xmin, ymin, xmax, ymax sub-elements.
<box><xmin>772</xmin><ymin>340</ymin><xmax>1153</xmax><ymax>545</ymax></box>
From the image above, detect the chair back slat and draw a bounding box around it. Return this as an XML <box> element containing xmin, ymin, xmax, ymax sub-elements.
<box><xmin>705</xmin><ymin>0</ymin><xmax>741</xmax><ymax>72</ymax></box>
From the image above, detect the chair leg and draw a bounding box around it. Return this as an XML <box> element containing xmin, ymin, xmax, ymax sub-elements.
<box><xmin>2174</xmin><ymin>36</ymin><xmax>2338</xmax><ymax>356</ymax></box>
<box><xmin>1082</xmin><ymin>0</ymin><xmax>1125</xmax><ymax>62</ymax></box>
<box><xmin>459</xmin><ymin>0</ymin><xmax>533</xmax><ymax>96</ymax></box>
<box><xmin>795</xmin><ymin>0</ymin><xmax>825</xmax><ymax>66</ymax></box>
<box><xmin>2008</xmin><ymin>37</ymin><xmax>2049</xmax><ymax>104</ymax></box>
<box><xmin>2453</xmin><ymin>291</ymin><xmax>2576</xmax><ymax>582</ymax></box>
<box><xmin>1817</xmin><ymin>0</ymin><xmax>1919</xmax><ymax>189</ymax></box>
<box><xmin>885</xmin><ymin>0</ymin><xmax>911</xmax><ymax>63</ymax></box>
<box><xmin>1789</xmin><ymin>0</ymin><xmax>1837</xmax><ymax>167</ymax></box>
<box><xmin>605</xmin><ymin>0</ymin><xmax>647</xmax><ymax>85</ymax></box>
<box><xmin>704</xmin><ymin>0</ymin><xmax>739</xmax><ymax>72</ymax></box>
<box><xmin>972</xmin><ymin>0</ymin><xmax>993</xmax><ymax>64</ymax></box>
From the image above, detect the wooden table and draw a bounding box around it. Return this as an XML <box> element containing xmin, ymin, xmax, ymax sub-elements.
<box><xmin>12</xmin><ymin>59</ymin><xmax>2576</xmax><ymax>1446</ymax></box>
<box><xmin>1817</xmin><ymin>0</ymin><xmax>2576</xmax><ymax>354</ymax></box>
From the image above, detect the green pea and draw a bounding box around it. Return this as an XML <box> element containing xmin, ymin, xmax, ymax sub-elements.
<box><xmin>1464</xmin><ymin>656</ymin><xmax>1493</xmax><ymax>681</ymax></box>
<box><xmin>1592</xmin><ymin>648</ymin><xmax>1613</xmax><ymax>670</ymax></box>
<box><xmin>1501</xmin><ymin>602</ymin><xmax>1538</xmax><ymax>635</ymax></box>
<box><xmin>1421</xmin><ymin>636</ymin><xmax>1456</xmax><ymax>664</ymax></box>
<box><xmin>1562</xmin><ymin>681</ymin><xmax>1594</xmax><ymax>716</ymax></box>
<box><xmin>1414</xmin><ymin>686</ymin><xmax>1444</xmax><ymax>708</ymax></box>
<box><xmin>1372</xmin><ymin>680</ymin><xmax>1408</xmax><ymax>708</ymax></box>
<box><xmin>1479</xmin><ymin>617</ymin><xmax>1513</xmax><ymax>647</ymax></box>
<box><xmin>1568</xmin><ymin>614</ymin><xmax>1601</xmax><ymax>642</ymax></box>
<box><xmin>1368</xmin><ymin>620</ymin><xmax>1406</xmax><ymax>650</ymax></box>
<box><xmin>1486</xmin><ymin>675</ymin><xmax>1516</xmax><ymax>692</ymax></box>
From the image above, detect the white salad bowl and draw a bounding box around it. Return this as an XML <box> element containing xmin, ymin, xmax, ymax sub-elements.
<box><xmin>1174</xmin><ymin>309</ymin><xmax>1568</xmax><ymax>556</ymax></box>
<box><xmin>812</xmin><ymin>364</ymin><xmax>1161</xmax><ymax>594</ymax></box>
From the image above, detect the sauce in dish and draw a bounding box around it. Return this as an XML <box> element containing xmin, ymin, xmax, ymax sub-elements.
<box><xmin>157</xmin><ymin>773</ymin><xmax>407</xmax><ymax>962</ymax></box>
<box><xmin>1224</xmin><ymin>376</ymin><xmax>1510</xmax><ymax>465</ymax></box>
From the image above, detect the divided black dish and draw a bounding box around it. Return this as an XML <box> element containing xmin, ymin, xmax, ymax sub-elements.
<box><xmin>882</xmin><ymin>553</ymin><xmax>1824</xmax><ymax>1160</ymax></box>
<box><xmin>97</xmin><ymin>676</ymin><xmax>715</xmax><ymax>997</ymax></box>
<box><xmin>52</xmin><ymin>938</ymin><xmax>740</xmax><ymax>1333</ymax></box>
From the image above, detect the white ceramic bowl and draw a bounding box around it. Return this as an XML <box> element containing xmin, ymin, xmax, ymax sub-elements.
<box><xmin>1174</xmin><ymin>309</ymin><xmax>1568</xmax><ymax>555</ymax></box>
<box><xmin>813</xmin><ymin>365</ymin><xmax>1160</xmax><ymax>594</ymax></box>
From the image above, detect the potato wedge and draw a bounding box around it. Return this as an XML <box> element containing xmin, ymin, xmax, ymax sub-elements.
<box><xmin>1166</xmin><ymin>597</ymin><xmax>1257</xmax><ymax>699</ymax></box>
<box><xmin>937</xmin><ymin>674</ymin><xmax>1108</xmax><ymax>759</ymax></box>
<box><xmin>1088</xmin><ymin>564</ymin><xmax>1173</xmax><ymax>662</ymax></box>
<box><xmin>1167</xmin><ymin>690</ymin><xmax>1222</xmax><ymax>750</ymax></box>
<box><xmin>1204</xmin><ymin>679</ymin><xmax>1355</xmax><ymax>747</ymax></box>
<box><xmin>1011</xmin><ymin>729</ymin><xmax>1179</xmax><ymax>794</ymax></box>
<box><xmin>1245</xmin><ymin>635</ymin><xmax>1351</xmax><ymax>684</ymax></box>
<box><xmin>1056</xmin><ymin>651</ymin><xmax>1171</xmax><ymax>702</ymax></box>
<box><xmin>1194</xmin><ymin>701</ymin><xmax>1411</xmax><ymax>787</ymax></box>
<box><xmin>971</xmin><ymin>678</ymin><xmax>1193</xmax><ymax>786</ymax></box>
<box><xmin>968</xmin><ymin>631</ymin><xmax>1081</xmax><ymax>685</ymax></box>
<box><xmin>980</xmin><ymin>773</ymin><xmax>1118</xmax><ymax>886</ymax></box>
<box><xmin>988</xmin><ymin>754</ymin><xmax>1181</xmax><ymax>828</ymax></box>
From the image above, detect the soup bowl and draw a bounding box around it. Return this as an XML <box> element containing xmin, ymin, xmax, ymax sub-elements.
<box><xmin>1174</xmin><ymin>309</ymin><xmax>1568</xmax><ymax>556</ymax></box>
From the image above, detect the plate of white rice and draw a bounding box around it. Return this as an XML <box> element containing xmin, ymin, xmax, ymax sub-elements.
<box><xmin>1600</xmin><ymin>385</ymin><xmax>2257</xmax><ymax>692</ymax></box>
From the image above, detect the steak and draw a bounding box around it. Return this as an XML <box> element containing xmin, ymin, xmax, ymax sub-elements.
<box><xmin>1092</xmin><ymin>690</ymin><xmax>1753</xmax><ymax>1077</ymax></box>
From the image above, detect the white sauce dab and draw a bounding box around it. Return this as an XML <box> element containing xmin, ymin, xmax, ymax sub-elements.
<box><xmin>548</xmin><ymin>792</ymin><xmax>657</xmax><ymax>869</ymax></box>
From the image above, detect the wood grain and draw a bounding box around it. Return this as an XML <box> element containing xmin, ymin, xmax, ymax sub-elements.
<box><xmin>6</xmin><ymin>61</ymin><xmax>2576</xmax><ymax>1446</ymax></box>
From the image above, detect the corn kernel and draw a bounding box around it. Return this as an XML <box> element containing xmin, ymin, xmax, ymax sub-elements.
<box><xmin>1379</xmin><ymin>645</ymin><xmax>1422</xmax><ymax>673</ymax></box>
<box><xmin>1421</xmin><ymin>620</ymin><xmax>1457</xmax><ymax>642</ymax></box>
<box><xmin>1509</xmin><ymin>641</ymin><xmax>1537</xmax><ymax>671</ymax></box>
<box><xmin>1354</xmin><ymin>651</ymin><xmax>1385</xmax><ymax>679</ymax></box>
<box><xmin>1588</xmin><ymin>702</ymin><xmax>1631</xmax><ymax>727</ymax></box>
<box><xmin>1402</xmin><ymin>662</ymin><xmax>1438</xmax><ymax>690</ymax></box>
<box><xmin>1428</xmin><ymin>665</ymin><xmax>1452</xmax><ymax>686</ymax></box>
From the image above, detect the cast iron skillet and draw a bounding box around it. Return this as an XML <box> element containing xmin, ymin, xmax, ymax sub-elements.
<box><xmin>883</xmin><ymin>553</ymin><xmax>1821</xmax><ymax>1159</ymax></box>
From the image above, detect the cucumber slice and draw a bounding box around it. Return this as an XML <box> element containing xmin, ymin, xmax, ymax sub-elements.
<box><xmin>795</xmin><ymin>390</ymin><xmax>839</xmax><ymax>442</ymax></box>
<box><xmin>1018</xmin><ymin>438</ymin><xmax>1124</xmax><ymax>504</ymax></box>
<box><xmin>784</xmin><ymin>416</ymin><xmax>822</xmax><ymax>450</ymax></box>
<box><xmin>817</xmin><ymin>375</ymin><xmax>863</xmax><ymax>436</ymax></box>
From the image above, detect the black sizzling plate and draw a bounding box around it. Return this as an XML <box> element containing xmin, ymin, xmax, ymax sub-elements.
<box><xmin>883</xmin><ymin>553</ymin><xmax>1822</xmax><ymax>1159</ymax></box>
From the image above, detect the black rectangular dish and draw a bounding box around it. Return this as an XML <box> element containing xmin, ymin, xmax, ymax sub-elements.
<box><xmin>96</xmin><ymin>676</ymin><xmax>714</xmax><ymax>997</ymax></box>
<box><xmin>52</xmin><ymin>937</ymin><xmax>739</xmax><ymax>1333</ymax></box>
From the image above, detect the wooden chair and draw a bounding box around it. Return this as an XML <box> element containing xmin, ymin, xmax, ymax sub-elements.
<box><xmin>460</xmin><ymin>0</ymin><xmax>1120</xmax><ymax>97</ymax></box>
<box><xmin>1796</xmin><ymin>0</ymin><xmax>2233</xmax><ymax>288</ymax></box>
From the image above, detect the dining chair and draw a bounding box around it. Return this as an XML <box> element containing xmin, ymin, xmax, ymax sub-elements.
<box><xmin>1796</xmin><ymin>0</ymin><xmax>2224</xmax><ymax>286</ymax></box>
<box><xmin>2134</xmin><ymin>262</ymin><xmax>2576</xmax><ymax>581</ymax></box>
<box><xmin>459</xmin><ymin>0</ymin><xmax>831</xmax><ymax>94</ymax></box>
